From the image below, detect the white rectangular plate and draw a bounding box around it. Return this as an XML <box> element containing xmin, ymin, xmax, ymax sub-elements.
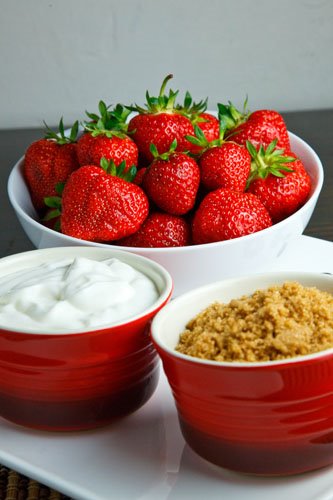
<box><xmin>0</xmin><ymin>235</ymin><xmax>332</xmax><ymax>500</ymax></box>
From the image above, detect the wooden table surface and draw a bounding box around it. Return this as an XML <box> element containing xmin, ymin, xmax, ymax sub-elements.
<box><xmin>0</xmin><ymin>109</ymin><xmax>332</xmax><ymax>497</ymax></box>
<box><xmin>1</xmin><ymin>109</ymin><xmax>333</xmax><ymax>259</ymax></box>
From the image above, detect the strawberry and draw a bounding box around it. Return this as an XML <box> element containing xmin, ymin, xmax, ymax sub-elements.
<box><xmin>133</xmin><ymin>167</ymin><xmax>147</xmax><ymax>186</ymax></box>
<box><xmin>186</xmin><ymin>124</ymin><xmax>251</xmax><ymax>192</ymax></box>
<box><xmin>246</xmin><ymin>140</ymin><xmax>312</xmax><ymax>222</ymax></box>
<box><xmin>118</xmin><ymin>212</ymin><xmax>191</xmax><ymax>247</ymax></box>
<box><xmin>192</xmin><ymin>188</ymin><xmax>272</xmax><ymax>244</ymax></box>
<box><xmin>218</xmin><ymin>100</ymin><xmax>290</xmax><ymax>150</ymax></box>
<box><xmin>195</xmin><ymin>112</ymin><xmax>220</xmax><ymax>144</ymax></box>
<box><xmin>77</xmin><ymin>102</ymin><xmax>138</xmax><ymax>169</ymax></box>
<box><xmin>200</xmin><ymin>142</ymin><xmax>251</xmax><ymax>192</ymax></box>
<box><xmin>127</xmin><ymin>75</ymin><xmax>195</xmax><ymax>164</ymax></box>
<box><xmin>23</xmin><ymin>119</ymin><xmax>80</xmax><ymax>212</ymax></box>
<box><xmin>61</xmin><ymin>158</ymin><xmax>149</xmax><ymax>242</ymax></box>
<box><xmin>142</xmin><ymin>141</ymin><xmax>200</xmax><ymax>215</ymax></box>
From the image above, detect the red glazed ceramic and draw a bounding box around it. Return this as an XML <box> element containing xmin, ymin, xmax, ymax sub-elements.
<box><xmin>0</xmin><ymin>247</ymin><xmax>172</xmax><ymax>431</ymax></box>
<box><xmin>151</xmin><ymin>272</ymin><xmax>333</xmax><ymax>475</ymax></box>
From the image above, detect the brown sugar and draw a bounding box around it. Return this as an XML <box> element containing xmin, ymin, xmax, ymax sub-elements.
<box><xmin>175</xmin><ymin>282</ymin><xmax>333</xmax><ymax>362</ymax></box>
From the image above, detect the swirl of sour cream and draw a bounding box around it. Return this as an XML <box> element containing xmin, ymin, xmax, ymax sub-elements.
<box><xmin>0</xmin><ymin>257</ymin><xmax>159</xmax><ymax>332</ymax></box>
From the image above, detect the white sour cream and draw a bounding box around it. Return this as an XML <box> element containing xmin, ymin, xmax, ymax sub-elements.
<box><xmin>0</xmin><ymin>257</ymin><xmax>159</xmax><ymax>332</ymax></box>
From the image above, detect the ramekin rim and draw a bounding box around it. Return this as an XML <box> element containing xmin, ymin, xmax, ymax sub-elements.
<box><xmin>151</xmin><ymin>270</ymin><xmax>333</xmax><ymax>368</ymax></box>
<box><xmin>0</xmin><ymin>246</ymin><xmax>173</xmax><ymax>336</ymax></box>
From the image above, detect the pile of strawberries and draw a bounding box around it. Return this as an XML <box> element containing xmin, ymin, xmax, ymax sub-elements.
<box><xmin>23</xmin><ymin>75</ymin><xmax>312</xmax><ymax>248</ymax></box>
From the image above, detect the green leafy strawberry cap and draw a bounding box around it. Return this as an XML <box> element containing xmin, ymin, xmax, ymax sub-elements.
<box><xmin>217</xmin><ymin>96</ymin><xmax>250</xmax><ymax>131</ymax></box>
<box><xmin>43</xmin><ymin>182</ymin><xmax>64</xmax><ymax>229</ymax></box>
<box><xmin>176</xmin><ymin>91</ymin><xmax>208</xmax><ymax>121</ymax></box>
<box><xmin>185</xmin><ymin>118</ymin><xmax>229</xmax><ymax>153</ymax></box>
<box><xmin>128</xmin><ymin>74</ymin><xmax>181</xmax><ymax>114</ymax></box>
<box><xmin>83</xmin><ymin>101</ymin><xmax>131</xmax><ymax>138</ymax></box>
<box><xmin>100</xmin><ymin>157</ymin><xmax>137</xmax><ymax>182</ymax></box>
<box><xmin>44</xmin><ymin>118</ymin><xmax>79</xmax><ymax>144</ymax></box>
<box><xmin>246</xmin><ymin>139</ymin><xmax>296</xmax><ymax>187</ymax></box>
<box><xmin>149</xmin><ymin>139</ymin><xmax>179</xmax><ymax>161</ymax></box>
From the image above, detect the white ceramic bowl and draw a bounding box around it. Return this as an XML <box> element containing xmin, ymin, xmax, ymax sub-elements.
<box><xmin>8</xmin><ymin>132</ymin><xmax>323</xmax><ymax>296</ymax></box>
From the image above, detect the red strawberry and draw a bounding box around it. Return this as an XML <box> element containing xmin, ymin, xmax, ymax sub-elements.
<box><xmin>118</xmin><ymin>212</ymin><xmax>191</xmax><ymax>247</ymax></box>
<box><xmin>218</xmin><ymin>101</ymin><xmax>290</xmax><ymax>150</ymax></box>
<box><xmin>186</xmin><ymin>125</ymin><xmax>251</xmax><ymax>192</ymax></box>
<box><xmin>200</xmin><ymin>142</ymin><xmax>251</xmax><ymax>191</ymax></box>
<box><xmin>23</xmin><ymin>119</ymin><xmax>80</xmax><ymax>212</ymax></box>
<box><xmin>133</xmin><ymin>167</ymin><xmax>147</xmax><ymax>186</ymax></box>
<box><xmin>61</xmin><ymin>159</ymin><xmax>148</xmax><ymax>242</ymax></box>
<box><xmin>231</xmin><ymin>112</ymin><xmax>290</xmax><ymax>151</ymax></box>
<box><xmin>192</xmin><ymin>188</ymin><xmax>272</xmax><ymax>244</ymax></box>
<box><xmin>142</xmin><ymin>141</ymin><xmax>200</xmax><ymax>215</ymax></box>
<box><xmin>195</xmin><ymin>112</ymin><xmax>220</xmax><ymax>143</ymax></box>
<box><xmin>127</xmin><ymin>75</ymin><xmax>195</xmax><ymax>164</ymax></box>
<box><xmin>246</xmin><ymin>140</ymin><xmax>312</xmax><ymax>222</ymax></box>
<box><xmin>250</xmin><ymin>109</ymin><xmax>289</xmax><ymax>142</ymax></box>
<box><xmin>77</xmin><ymin>102</ymin><xmax>138</xmax><ymax>169</ymax></box>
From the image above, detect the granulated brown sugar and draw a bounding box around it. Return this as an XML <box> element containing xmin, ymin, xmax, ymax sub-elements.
<box><xmin>175</xmin><ymin>281</ymin><xmax>333</xmax><ymax>362</ymax></box>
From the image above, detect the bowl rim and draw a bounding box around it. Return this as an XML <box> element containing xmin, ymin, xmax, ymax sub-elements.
<box><xmin>0</xmin><ymin>246</ymin><xmax>173</xmax><ymax>335</ymax></box>
<box><xmin>7</xmin><ymin>131</ymin><xmax>324</xmax><ymax>254</ymax></box>
<box><xmin>150</xmin><ymin>270</ymin><xmax>333</xmax><ymax>368</ymax></box>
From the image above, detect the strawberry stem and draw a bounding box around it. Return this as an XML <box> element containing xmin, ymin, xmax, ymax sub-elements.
<box><xmin>129</xmin><ymin>74</ymin><xmax>181</xmax><ymax>114</ymax></box>
<box><xmin>217</xmin><ymin>98</ymin><xmax>250</xmax><ymax>131</ymax></box>
<box><xmin>149</xmin><ymin>139</ymin><xmax>178</xmax><ymax>160</ymax></box>
<box><xmin>160</xmin><ymin>74</ymin><xmax>173</xmax><ymax>96</ymax></box>
<box><xmin>176</xmin><ymin>91</ymin><xmax>208</xmax><ymax>120</ymax></box>
<box><xmin>246</xmin><ymin>139</ymin><xmax>296</xmax><ymax>188</ymax></box>
<box><xmin>83</xmin><ymin>102</ymin><xmax>130</xmax><ymax>137</ymax></box>
<box><xmin>185</xmin><ymin>120</ymin><xmax>227</xmax><ymax>153</ymax></box>
<box><xmin>44</xmin><ymin>118</ymin><xmax>79</xmax><ymax>144</ymax></box>
<box><xmin>100</xmin><ymin>157</ymin><xmax>137</xmax><ymax>182</ymax></box>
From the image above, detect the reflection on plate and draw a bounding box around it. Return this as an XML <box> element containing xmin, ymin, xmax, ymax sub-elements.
<box><xmin>0</xmin><ymin>236</ymin><xmax>332</xmax><ymax>500</ymax></box>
